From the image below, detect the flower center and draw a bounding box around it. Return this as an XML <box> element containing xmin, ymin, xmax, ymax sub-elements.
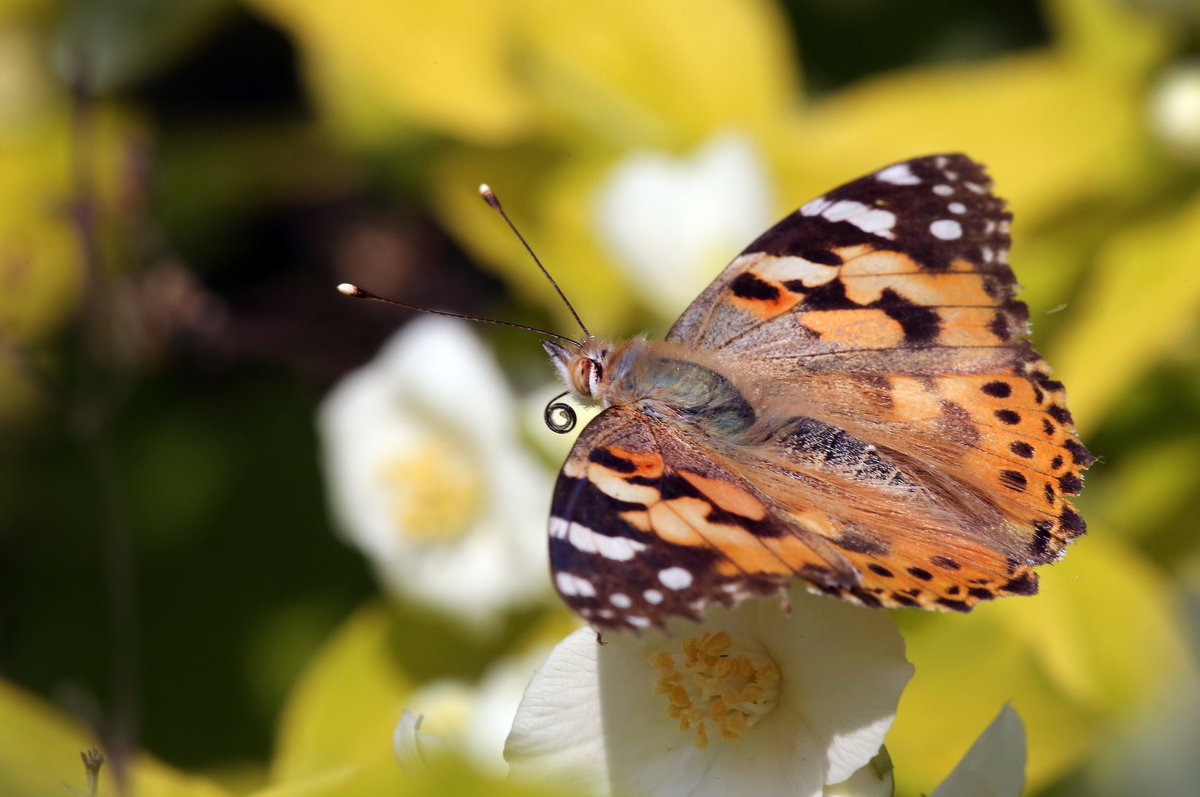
<box><xmin>380</xmin><ymin>437</ymin><xmax>484</xmax><ymax>541</ymax></box>
<box><xmin>649</xmin><ymin>630</ymin><xmax>780</xmax><ymax>749</ymax></box>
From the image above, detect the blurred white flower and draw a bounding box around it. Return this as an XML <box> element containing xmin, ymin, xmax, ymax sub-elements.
<box><xmin>319</xmin><ymin>316</ymin><xmax>551</xmax><ymax>629</ymax></box>
<box><xmin>504</xmin><ymin>587</ymin><xmax>913</xmax><ymax>797</ymax></box>
<box><xmin>394</xmin><ymin>647</ymin><xmax>552</xmax><ymax>776</ymax></box>
<box><xmin>595</xmin><ymin>131</ymin><xmax>774</xmax><ymax>317</ymax></box>
<box><xmin>1149</xmin><ymin>60</ymin><xmax>1200</xmax><ymax>162</ymax></box>
<box><xmin>931</xmin><ymin>704</ymin><xmax>1026</xmax><ymax>797</ymax></box>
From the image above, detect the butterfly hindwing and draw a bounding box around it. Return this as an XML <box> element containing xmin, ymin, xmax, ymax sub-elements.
<box><xmin>550</xmin><ymin>405</ymin><xmax>861</xmax><ymax>629</ymax></box>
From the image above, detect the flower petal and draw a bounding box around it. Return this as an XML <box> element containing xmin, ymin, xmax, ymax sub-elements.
<box><xmin>595</xmin><ymin>131</ymin><xmax>774</xmax><ymax>317</ymax></box>
<box><xmin>508</xmin><ymin>588</ymin><xmax>911</xmax><ymax>796</ymax></box>
<box><xmin>931</xmin><ymin>705</ymin><xmax>1026</xmax><ymax>797</ymax></box>
<box><xmin>505</xmin><ymin>627</ymin><xmax>611</xmax><ymax>796</ymax></box>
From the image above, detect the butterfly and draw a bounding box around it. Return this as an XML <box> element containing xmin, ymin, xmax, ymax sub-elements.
<box><xmin>543</xmin><ymin>154</ymin><xmax>1091</xmax><ymax>631</ymax></box>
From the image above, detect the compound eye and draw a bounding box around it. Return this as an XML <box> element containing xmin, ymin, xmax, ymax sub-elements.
<box><xmin>572</xmin><ymin>359</ymin><xmax>595</xmax><ymax>397</ymax></box>
<box><xmin>587</xmin><ymin>360</ymin><xmax>604</xmax><ymax>396</ymax></box>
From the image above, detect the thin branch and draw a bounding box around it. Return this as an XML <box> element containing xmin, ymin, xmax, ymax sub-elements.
<box><xmin>65</xmin><ymin>52</ymin><xmax>139</xmax><ymax>793</ymax></box>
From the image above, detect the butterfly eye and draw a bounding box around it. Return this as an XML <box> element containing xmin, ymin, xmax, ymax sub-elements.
<box><xmin>588</xmin><ymin>360</ymin><xmax>604</xmax><ymax>395</ymax></box>
<box><xmin>572</xmin><ymin>358</ymin><xmax>598</xmax><ymax>397</ymax></box>
<box><xmin>544</xmin><ymin>392</ymin><xmax>577</xmax><ymax>434</ymax></box>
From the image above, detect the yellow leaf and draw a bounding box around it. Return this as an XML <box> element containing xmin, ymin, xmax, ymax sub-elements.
<box><xmin>776</xmin><ymin>51</ymin><xmax>1144</xmax><ymax>230</ymax></box>
<box><xmin>514</xmin><ymin>0</ymin><xmax>798</xmax><ymax>150</ymax></box>
<box><xmin>0</xmin><ymin>678</ymin><xmax>229</xmax><ymax>797</ymax></box>
<box><xmin>432</xmin><ymin>148</ymin><xmax>650</xmax><ymax>334</ymax></box>
<box><xmin>247</xmin><ymin>0</ymin><xmax>530</xmax><ymax>145</ymax></box>
<box><xmin>1044</xmin><ymin>0</ymin><xmax>1165</xmax><ymax>73</ymax></box>
<box><xmin>1049</xmin><ymin>188</ymin><xmax>1200</xmax><ymax>429</ymax></box>
<box><xmin>269</xmin><ymin>603</ymin><xmax>411</xmax><ymax>788</ymax></box>
<box><xmin>890</xmin><ymin>533</ymin><xmax>1188</xmax><ymax>795</ymax></box>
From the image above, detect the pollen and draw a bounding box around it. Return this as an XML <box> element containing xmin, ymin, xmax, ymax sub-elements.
<box><xmin>381</xmin><ymin>438</ymin><xmax>484</xmax><ymax>540</ymax></box>
<box><xmin>648</xmin><ymin>631</ymin><xmax>780</xmax><ymax>748</ymax></box>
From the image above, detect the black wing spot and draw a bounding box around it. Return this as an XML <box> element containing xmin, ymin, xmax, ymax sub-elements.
<box><xmin>1064</xmin><ymin>439</ymin><xmax>1094</xmax><ymax>466</ymax></box>
<box><xmin>982</xmin><ymin>380</ymin><xmax>1012</xmax><ymax>398</ymax></box>
<box><xmin>1002</xmin><ymin>572</ymin><xmax>1038</xmax><ymax>595</ymax></box>
<box><xmin>1059</xmin><ymin>506</ymin><xmax>1086</xmax><ymax>537</ymax></box>
<box><xmin>1000</xmin><ymin>470</ymin><xmax>1028</xmax><ymax>491</ymax></box>
<box><xmin>730</xmin><ymin>272</ymin><xmax>780</xmax><ymax>301</ymax></box>
<box><xmin>589</xmin><ymin>447</ymin><xmax>638</xmax><ymax>473</ymax></box>
<box><xmin>907</xmin><ymin>567</ymin><xmax>933</xmax><ymax>581</ymax></box>
<box><xmin>994</xmin><ymin>409</ymin><xmax>1021</xmax><ymax>425</ymax></box>
<box><xmin>1058</xmin><ymin>472</ymin><xmax>1083</xmax><ymax>495</ymax></box>
<box><xmin>1009</xmin><ymin>441</ymin><xmax>1034</xmax><ymax>458</ymax></box>
<box><xmin>1048</xmin><ymin>405</ymin><xmax>1074</xmax><ymax>425</ymax></box>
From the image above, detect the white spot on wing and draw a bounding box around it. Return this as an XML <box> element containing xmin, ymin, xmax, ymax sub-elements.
<box><xmin>876</xmin><ymin>163</ymin><xmax>921</xmax><ymax>185</ymax></box>
<box><xmin>801</xmin><ymin>196</ymin><xmax>831</xmax><ymax>216</ymax></box>
<box><xmin>643</xmin><ymin>589</ymin><xmax>664</xmax><ymax>604</ymax></box>
<box><xmin>658</xmin><ymin>566</ymin><xmax>694</xmax><ymax>590</ymax></box>
<box><xmin>822</xmin><ymin>200</ymin><xmax>868</xmax><ymax>222</ymax></box>
<box><xmin>627</xmin><ymin>616</ymin><xmax>651</xmax><ymax>628</ymax></box>
<box><xmin>801</xmin><ymin>198</ymin><xmax>896</xmax><ymax>238</ymax></box>
<box><xmin>948</xmin><ymin>202</ymin><xmax>967</xmax><ymax>214</ymax></box>
<box><xmin>556</xmin><ymin>571</ymin><xmax>596</xmax><ymax>598</ymax></box>
<box><xmin>552</xmin><ymin>518</ymin><xmax>646</xmax><ymax>561</ymax></box>
<box><xmin>930</xmin><ymin>219</ymin><xmax>963</xmax><ymax>240</ymax></box>
<box><xmin>610</xmin><ymin>593</ymin><xmax>632</xmax><ymax>608</ymax></box>
<box><xmin>848</xmin><ymin>208</ymin><xmax>896</xmax><ymax>237</ymax></box>
<box><xmin>933</xmin><ymin>184</ymin><xmax>954</xmax><ymax>196</ymax></box>
<box><xmin>756</xmin><ymin>255</ymin><xmax>838</xmax><ymax>287</ymax></box>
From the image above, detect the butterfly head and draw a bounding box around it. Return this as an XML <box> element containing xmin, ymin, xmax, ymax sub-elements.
<box><xmin>543</xmin><ymin>337</ymin><xmax>612</xmax><ymax>402</ymax></box>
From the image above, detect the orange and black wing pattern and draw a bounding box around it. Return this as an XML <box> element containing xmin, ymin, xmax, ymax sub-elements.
<box><xmin>548</xmin><ymin>405</ymin><xmax>861</xmax><ymax>630</ymax></box>
<box><xmin>666</xmin><ymin>154</ymin><xmax>1090</xmax><ymax>596</ymax></box>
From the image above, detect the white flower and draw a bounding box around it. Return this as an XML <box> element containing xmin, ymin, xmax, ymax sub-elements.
<box><xmin>823</xmin><ymin>749</ymin><xmax>894</xmax><ymax>797</ymax></box>
<box><xmin>318</xmin><ymin>316</ymin><xmax>551</xmax><ymax>628</ymax></box>
<box><xmin>394</xmin><ymin>648</ymin><xmax>552</xmax><ymax>776</ymax></box>
<box><xmin>931</xmin><ymin>704</ymin><xmax>1026</xmax><ymax>797</ymax></box>
<box><xmin>1149</xmin><ymin>60</ymin><xmax>1200</xmax><ymax>162</ymax></box>
<box><xmin>595</xmin><ymin>131</ymin><xmax>774</xmax><ymax>317</ymax></box>
<box><xmin>504</xmin><ymin>587</ymin><xmax>913</xmax><ymax>797</ymax></box>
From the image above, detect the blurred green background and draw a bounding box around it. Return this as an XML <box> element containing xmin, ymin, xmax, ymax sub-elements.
<box><xmin>2</xmin><ymin>0</ymin><xmax>1200</xmax><ymax>795</ymax></box>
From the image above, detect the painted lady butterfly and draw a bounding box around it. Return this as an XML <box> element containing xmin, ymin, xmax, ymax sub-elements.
<box><xmin>544</xmin><ymin>154</ymin><xmax>1091</xmax><ymax>630</ymax></box>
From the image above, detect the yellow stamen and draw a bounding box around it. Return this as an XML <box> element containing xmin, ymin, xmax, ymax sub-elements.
<box><xmin>648</xmin><ymin>630</ymin><xmax>780</xmax><ymax>749</ymax></box>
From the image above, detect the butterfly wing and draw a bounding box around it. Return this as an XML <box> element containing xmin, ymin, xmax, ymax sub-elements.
<box><xmin>665</xmin><ymin>154</ymin><xmax>1090</xmax><ymax>602</ymax></box>
<box><xmin>549</xmin><ymin>404</ymin><xmax>862</xmax><ymax>629</ymax></box>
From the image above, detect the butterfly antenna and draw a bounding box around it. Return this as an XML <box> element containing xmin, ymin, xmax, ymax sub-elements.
<box><xmin>336</xmin><ymin>283</ymin><xmax>580</xmax><ymax>346</ymax></box>
<box><xmin>479</xmin><ymin>184</ymin><xmax>590</xmax><ymax>338</ymax></box>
